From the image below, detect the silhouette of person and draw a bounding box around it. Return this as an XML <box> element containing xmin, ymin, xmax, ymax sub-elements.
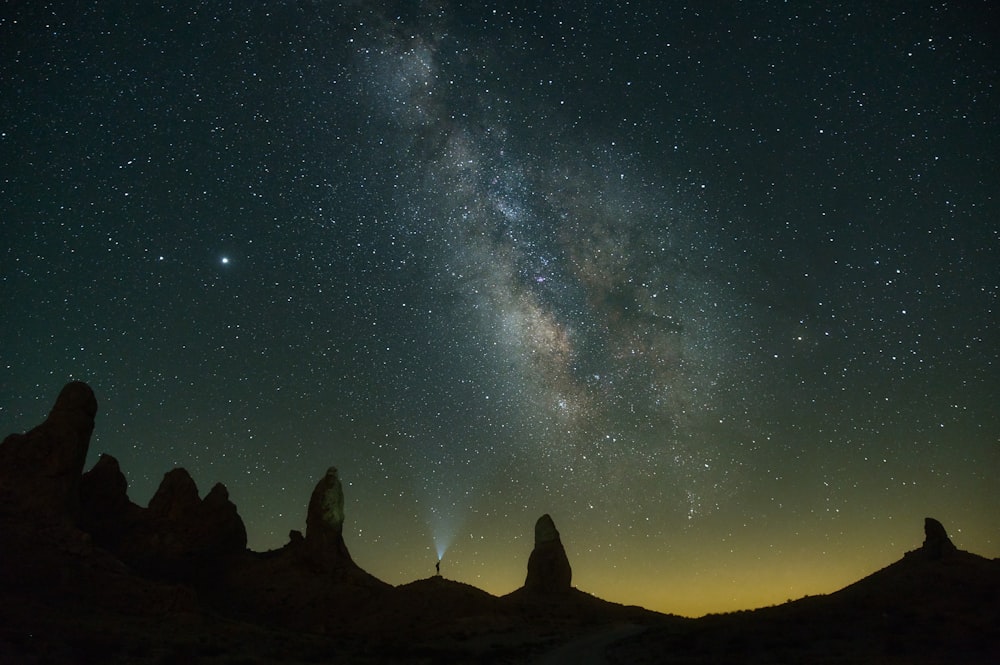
<box><xmin>435</xmin><ymin>559</ymin><xmax>441</xmax><ymax>576</ymax></box>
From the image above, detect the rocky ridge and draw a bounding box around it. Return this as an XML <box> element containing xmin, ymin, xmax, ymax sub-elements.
<box><xmin>0</xmin><ymin>380</ymin><xmax>97</xmax><ymax>521</ymax></box>
<box><xmin>1</xmin><ymin>383</ymin><xmax>629</xmax><ymax>641</ymax></box>
<box><xmin>1</xmin><ymin>382</ymin><xmax>996</xmax><ymax>664</ymax></box>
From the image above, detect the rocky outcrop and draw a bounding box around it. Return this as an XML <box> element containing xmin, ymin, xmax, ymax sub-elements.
<box><xmin>524</xmin><ymin>514</ymin><xmax>572</xmax><ymax>593</ymax></box>
<box><xmin>0</xmin><ymin>381</ymin><xmax>97</xmax><ymax>522</ymax></box>
<box><xmin>220</xmin><ymin>466</ymin><xmax>392</xmax><ymax>633</ymax></box>
<box><xmin>79</xmin><ymin>453</ymin><xmax>144</xmax><ymax>547</ymax></box>
<box><xmin>116</xmin><ymin>468</ymin><xmax>247</xmax><ymax>582</ymax></box>
<box><xmin>80</xmin><ymin>456</ymin><xmax>247</xmax><ymax>581</ymax></box>
<box><xmin>921</xmin><ymin>517</ymin><xmax>957</xmax><ymax>560</ymax></box>
<box><xmin>0</xmin><ymin>383</ymin><xmax>201</xmax><ymax>650</ymax></box>
<box><xmin>303</xmin><ymin>466</ymin><xmax>353</xmax><ymax>567</ymax></box>
<box><xmin>148</xmin><ymin>468</ymin><xmax>202</xmax><ymax>519</ymax></box>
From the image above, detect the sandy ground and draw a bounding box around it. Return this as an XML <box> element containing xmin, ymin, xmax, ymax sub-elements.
<box><xmin>532</xmin><ymin>623</ymin><xmax>647</xmax><ymax>665</ymax></box>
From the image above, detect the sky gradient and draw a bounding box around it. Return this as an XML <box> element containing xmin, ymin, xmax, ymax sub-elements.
<box><xmin>2</xmin><ymin>1</ymin><xmax>998</xmax><ymax>617</ymax></box>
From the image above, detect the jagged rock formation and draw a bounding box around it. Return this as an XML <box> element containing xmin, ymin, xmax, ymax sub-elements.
<box><xmin>148</xmin><ymin>468</ymin><xmax>202</xmax><ymax>518</ymax></box>
<box><xmin>524</xmin><ymin>514</ymin><xmax>572</xmax><ymax>593</ymax></box>
<box><xmin>3</xmin><ymin>381</ymin><xmax>999</xmax><ymax>663</ymax></box>
<box><xmin>147</xmin><ymin>468</ymin><xmax>248</xmax><ymax>561</ymax></box>
<box><xmin>220</xmin><ymin>466</ymin><xmax>391</xmax><ymax>633</ymax></box>
<box><xmin>303</xmin><ymin>466</ymin><xmax>354</xmax><ymax>567</ymax></box>
<box><xmin>79</xmin><ymin>453</ymin><xmax>144</xmax><ymax>547</ymax></box>
<box><xmin>921</xmin><ymin>516</ymin><xmax>958</xmax><ymax>560</ymax></box>
<box><xmin>79</xmin><ymin>459</ymin><xmax>248</xmax><ymax>583</ymax></box>
<box><xmin>261</xmin><ymin>466</ymin><xmax>358</xmax><ymax>573</ymax></box>
<box><xmin>0</xmin><ymin>381</ymin><xmax>97</xmax><ymax>522</ymax></box>
<box><xmin>151</xmin><ymin>470</ymin><xmax>245</xmax><ymax>555</ymax></box>
<box><xmin>0</xmin><ymin>383</ymin><xmax>200</xmax><ymax>641</ymax></box>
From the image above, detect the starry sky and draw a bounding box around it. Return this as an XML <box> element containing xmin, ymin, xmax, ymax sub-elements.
<box><xmin>2</xmin><ymin>1</ymin><xmax>998</xmax><ymax>617</ymax></box>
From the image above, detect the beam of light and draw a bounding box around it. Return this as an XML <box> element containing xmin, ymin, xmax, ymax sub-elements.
<box><xmin>430</xmin><ymin>509</ymin><xmax>458</xmax><ymax>561</ymax></box>
<box><xmin>401</xmin><ymin>433</ymin><xmax>476</xmax><ymax>568</ymax></box>
<box><xmin>427</xmin><ymin>484</ymin><xmax>469</xmax><ymax>561</ymax></box>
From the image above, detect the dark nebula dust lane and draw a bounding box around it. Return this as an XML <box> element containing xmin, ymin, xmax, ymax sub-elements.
<box><xmin>2</xmin><ymin>1</ymin><xmax>997</xmax><ymax>615</ymax></box>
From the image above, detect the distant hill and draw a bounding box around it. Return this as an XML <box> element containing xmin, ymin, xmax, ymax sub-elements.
<box><xmin>610</xmin><ymin>520</ymin><xmax>1000</xmax><ymax>664</ymax></box>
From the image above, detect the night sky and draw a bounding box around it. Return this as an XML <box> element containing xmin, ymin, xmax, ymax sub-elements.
<box><xmin>2</xmin><ymin>1</ymin><xmax>998</xmax><ymax>617</ymax></box>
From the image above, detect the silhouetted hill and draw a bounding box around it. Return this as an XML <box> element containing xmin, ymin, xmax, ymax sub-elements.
<box><xmin>610</xmin><ymin>524</ymin><xmax>1000</xmax><ymax>664</ymax></box>
<box><xmin>395</xmin><ymin>575</ymin><xmax>499</xmax><ymax>618</ymax></box>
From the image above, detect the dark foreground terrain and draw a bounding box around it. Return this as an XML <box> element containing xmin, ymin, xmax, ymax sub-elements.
<box><xmin>2</xmin><ymin>383</ymin><xmax>997</xmax><ymax>664</ymax></box>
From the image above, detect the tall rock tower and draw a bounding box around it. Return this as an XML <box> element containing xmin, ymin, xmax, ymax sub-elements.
<box><xmin>524</xmin><ymin>513</ymin><xmax>572</xmax><ymax>593</ymax></box>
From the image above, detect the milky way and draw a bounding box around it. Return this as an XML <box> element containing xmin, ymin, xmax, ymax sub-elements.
<box><xmin>2</xmin><ymin>1</ymin><xmax>997</xmax><ymax>615</ymax></box>
<box><xmin>319</xmin><ymin>8</ymin><xmax>745</xmax><ymax>531</ymax></box>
